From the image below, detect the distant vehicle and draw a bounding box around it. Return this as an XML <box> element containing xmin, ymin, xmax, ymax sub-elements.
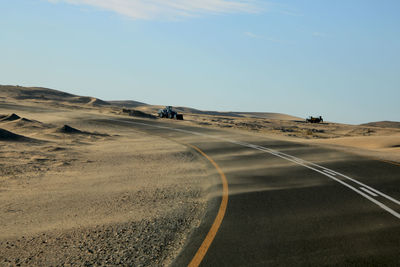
<box><xmin>306</xmin><ymin>116</ymin><xmax>323</xmax><ymax>123</ymax></box>
<box><xmin>158</xmin><ymin>106</ymin><xmax>184</xmax><ymax>120</ymax></box>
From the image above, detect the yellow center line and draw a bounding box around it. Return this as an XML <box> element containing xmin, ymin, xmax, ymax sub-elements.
<box><xmin>187</xmin><ymin>144</ymin><xmax>229</xmax><ymax>267</ymax></box>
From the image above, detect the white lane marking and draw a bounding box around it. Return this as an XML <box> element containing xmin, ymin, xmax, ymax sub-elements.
<box><xmin>245</xmin><ymin>145</ymin><xmax>400</xmax><ymax>219</ymax></box>
<box><xmin>315</xmin><ymin>167</ymin><xmax>400</xmax><ymax>206</ymax></box>
<box><xmin>111</xmin><ymin>119</ymin><xmax>400</xmax><ymax>220</ymax></box>
<box><xmin>323</xmin><ymin>169</ymin><xmax>337</xmax><ymax>176</ymax></box>
<box><xmin>240</xmin><ymin>142</ymin><xmax>400</xmax><ymax>206</ymax></box>
<box><xmin>360</xmin><ymin>187</ymin><xmax>379</xmax><ymax>197</ymax></box>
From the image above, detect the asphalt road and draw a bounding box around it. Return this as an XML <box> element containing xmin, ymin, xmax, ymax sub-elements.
<box><xmin>97</xmin><ymin>116</ymin><xmax>400</xmax><ymax>266</ymax></box>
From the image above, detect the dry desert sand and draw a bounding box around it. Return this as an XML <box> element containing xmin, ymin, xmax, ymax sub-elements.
<box><xmin>180</xmin><ymin>114</ymin><xmax>400</xmax><ymax>163</ymax></box>
<box><xmin>0</xmin><ymin>86</ymin><xmax>214</xmax><ymax>266</ymax></box>
<box><xmin>1</xmin><ymin>85</ymin><xmax>399</xmax><ymax>266</ymax></box>
<box><xmin>127</xmin><ymin>100</ymin><xmax>400</xmax><ymax>163</ymax></box>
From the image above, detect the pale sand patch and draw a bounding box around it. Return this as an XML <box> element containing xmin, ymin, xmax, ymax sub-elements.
<box><xmin>313</xmin><ymin>135</ymin><xmax>400</xmax><ymax>150</ymax></box>
<box><xmin>309</xmin><ymin>135</ymin><xmax>400</xmax><ymax>163</ymax></box>
<box><xmin>173</xmin><ymin>113</ymin><xmax>400</xmax><ymax>163</ymax></box>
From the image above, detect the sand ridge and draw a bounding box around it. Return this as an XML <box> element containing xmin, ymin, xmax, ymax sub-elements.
<box><xmin>0</xmin><ymin>128</ymin><xmax>32</xmax><ymax>142</ymax></box>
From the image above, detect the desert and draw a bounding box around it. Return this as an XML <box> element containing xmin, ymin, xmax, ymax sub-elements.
<box><xmin>1</xmin><ymin>85</ymin><xmax>399</xmax><ymax>266</ymax></box>
<box><xmin>0</xmin><ymin>85</ymin><xmax>214</xmax><ymax>266</ymax></box>
<box><xmin>3</xmin><ymin>1</ymin><xmax>400</xmax><ymax>265</ymax></box>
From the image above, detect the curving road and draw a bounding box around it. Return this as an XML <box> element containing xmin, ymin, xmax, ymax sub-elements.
<box><xmin>96</xmin><ymin>116</ymin><xmax>400</xmax><ymax>266</ymax></box>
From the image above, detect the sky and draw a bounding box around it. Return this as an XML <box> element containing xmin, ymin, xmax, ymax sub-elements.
<box><xmin>1</xmin><ymin>0</ymin><xmax>399</xmax><ymax>124</ymax></box>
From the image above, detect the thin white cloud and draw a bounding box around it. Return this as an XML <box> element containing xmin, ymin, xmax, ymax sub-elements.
<box><xmin>312</xmin><ymin>32</ymin><xmax>328</xmax><ymax>38</ymax></box>
<box><xmin>244</xmin><ymin>31</ymin><xmax>288</xmax><ymax>44</ymax></box>
<box><xmin>244</xmin><ymin>31</ymin><xmax>261</xmax><ymax>38</ymax></box>
<box><xmin>280</xmin><ymin>10</ymin><xmax>303</xmax><ymax>17</ymax></box>
<box><xmin>266</xmin><ymin>2</ymin><xmax>303</xmax><ymax>17</ymax></box>
<box><xmin>48</xmin><ymin>0</ymin><xmax>263</xmax><ymax>20</ymax></box>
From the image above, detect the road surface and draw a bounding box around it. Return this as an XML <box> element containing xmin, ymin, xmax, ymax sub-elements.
<box><xmin>96</xmin><ymin>116</ymin><xmax>400</xmax><ymax>266</ymax></box>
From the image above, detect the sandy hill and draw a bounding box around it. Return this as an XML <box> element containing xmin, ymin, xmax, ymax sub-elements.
<box><xmin>108</xmin><ymin>100</ymin><xmax>148</xmax><ymax>108</ymax></box>
<box><xmin>0</xmin><ymin>128</ymin><xmax>31</xmax><ymax>141</ymax></box>
<box><xmin>361</xmin><ymin>121</ymin><xmax>400</xmax><ymax>129</ymax></box>
<box><xmin>5</xmin><ymin>85</ymin><xmax>399</xmax><ymax>124</ymax></box>
<box><xmin>0</xmin><ymin>85</ymin><xmax>110</xmax><ymax>106</ymax></box>
<box><xmin>233</xmin><ymin>112</ymin><xmax>301</xmax><ymax>121</ymax></box>
<box><xmin>134</xmin><ymin>105</ymin><xmax>301</xmax><ymax>121</ymax></box>
<box><xmin>1</xmin><ymin>85</ymin><xmax>301</xmax><ymax>121</ymax></box>
<box><xmin>0</xmin><ymin>113</ymin><xmax>21</xmax><ymax>122</ymax></box>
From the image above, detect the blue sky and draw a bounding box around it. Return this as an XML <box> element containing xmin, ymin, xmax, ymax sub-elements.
<box><xmin>1</xmin><ymin>0</ymin><xmax>399</xmax><ymax>123</ymax></box>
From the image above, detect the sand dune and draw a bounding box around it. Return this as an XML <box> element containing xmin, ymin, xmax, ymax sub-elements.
<box><xmin>0</xmin><ymin>113</ymin><xmax>51</xmax><ymax>135</ymax></box>
<box><xmin>314</xmin><ymin>135</ymin><xmax>400</xmax><ymax>150</ymax></box>
<box><xmin>361</xmin><ymin>121</ymin><xmax>400</xmax><ymax>129</ymax></box>
<box><xmin>84</xmin><ymin>97</ymin><xmax>110</xmax><ymax>106</ymax></box>
<box><xmin>0</xmin><ymin>113</ymin><xmax>45</xmax><ymax>127</ymax></box>
<box><xmin>58</xmin><ymin>124</ymin><xmax>84</xmax><ymax>134</ymax></box>
<box><xmin>0</xmin><ymin>113</ymin><xmax>21</xmax><ymax>122</ymax></box>
<box><xmin>0</xmin><ymin>113</ymin><xmax>49</xmax><ymax>142</ymax></box>
<box><xmin>133</xmin><ymin>104</ymin><xmax>301</xmax><ymax>120</ymax></box>
<box><xmin>309</xmin><ymin>135</ymin><xmax>400</xmax><ymax>162</ymax></box>
<box><xmin>234</xmin><ymin>112</ymin><xmax>302</xmax><ymax>121</ymax></box>
<box><xmin>108</xmin><ymin>100</ymin><xmax>149</xmax><ymax>108</ymax></box>
<box><xmin>57</xmin><ymin>124</ymin><xmax>109</xmax><ymax>136</ymax></box>
<box><xmin>1</xmin><ymin>85</ymin><xmax>300</xmax><ymax>121</ymax></box>
<box><xmin>0</xmin><ymin>85</ymin><xmax>110</xmax><ymax>107</ymax></box>
<box><xmin>0</xmin><ymin>128</ymin><xmax>32</xmax><ymax>141</ymax></box>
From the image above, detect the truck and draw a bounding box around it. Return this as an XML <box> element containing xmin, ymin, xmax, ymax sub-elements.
<box><xmin>306</xmin><ymin>116</ymin><xmax>323</xmax><ymax>123</ymax></box>
<box><xmin>158</xmin><ymin>106</ymin><xmax>184</xmax><ymax>120</ymax></box>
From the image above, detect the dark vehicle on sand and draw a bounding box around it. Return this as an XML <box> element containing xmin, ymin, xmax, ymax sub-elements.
<box><xmin>158</xmin><ymin>106</ymin><xmax>184</xmax><ymax>120</ymax></box>
<box><xmin>306</xmin><ymin>116</ymin><xmax>323</xmax><ymax>123</ymax></box>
